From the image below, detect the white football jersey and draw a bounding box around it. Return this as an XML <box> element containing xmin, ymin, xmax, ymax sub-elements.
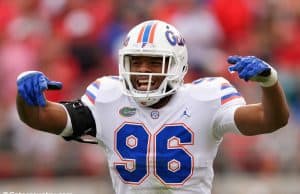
<box><xmin>81</xmin><ymin>76</ymin><xmax>245</xmax><ymax>194</ymax></box>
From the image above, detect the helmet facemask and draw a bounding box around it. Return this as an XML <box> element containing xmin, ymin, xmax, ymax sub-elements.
<box><xmin>118</xmin><ymin>20</ymin><xmax>188</xmax><ymax>106</ymax></box>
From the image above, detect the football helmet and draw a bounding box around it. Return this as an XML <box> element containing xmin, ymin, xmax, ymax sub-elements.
<box><xmin>119</xmin><ymin>20</ymin><xmax>188</xmax><ymax>106</ymax></box>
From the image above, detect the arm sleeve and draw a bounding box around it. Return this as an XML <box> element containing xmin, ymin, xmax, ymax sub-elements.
<box><xmin>60</xmin><ymin>100</ymin><xmax>97</xmax><ymax>144</ymax></box>
<box><xmin>81</xmin><ymin>78</ymin><xmax>103</xmax><ymax>137</ymax></box>
<box><xmin>59</xmin><ymin>104</ymin><xmax>73</xmax><ymax>137</ymax></box>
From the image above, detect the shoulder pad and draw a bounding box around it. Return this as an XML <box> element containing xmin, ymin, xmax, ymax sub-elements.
<box><xmin>187</xmin><ymin>77</ymin><xmax>228</xmax><ymax>101</ymax></box>
<box><xmin>97</xmin><ymin>76</ymin><xmax>123</xmax><ymax>103</ymax></box>
<box><xmin>192</xmin><ymin>77</ymin><xmax>230</xmax><ymax>85</ymax></box>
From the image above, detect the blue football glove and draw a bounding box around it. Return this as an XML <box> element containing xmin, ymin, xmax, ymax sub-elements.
<box><xmin>227</xmin><ymin>55</ymin><xmax>278</xmax><ymax>87</ymax></box>
<box><xmin>17</xmin><ymin>71</ymin><xmax>62</xmax><ymax>107</ymax></box>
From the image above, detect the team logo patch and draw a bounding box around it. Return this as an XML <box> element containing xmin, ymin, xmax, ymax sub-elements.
<box><xmin>151</xmin><ymin>111</ymin><xmax>159</xmax><ymax>119</ymax></box>
<box><xmin>119</xmin><ymin>107</ymin><xmax>137</xmax><ymax>117</ymax></box>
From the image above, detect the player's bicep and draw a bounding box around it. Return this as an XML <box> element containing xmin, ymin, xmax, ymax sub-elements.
<box><xmin>234</xmin><ymin>103</ymin><xmax>266</xmax><ymax>136</ymax></box>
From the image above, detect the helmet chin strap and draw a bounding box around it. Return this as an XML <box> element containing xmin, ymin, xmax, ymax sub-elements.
<box><xmin>133</xmin><ymin>84</ymin><xmax>173</xmax><ymax>107</ymax></box>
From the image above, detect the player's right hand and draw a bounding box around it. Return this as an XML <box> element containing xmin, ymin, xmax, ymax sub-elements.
<box><xmin>17</xmin><ymin>71</ymin><xmax>62</xmax><ymax>107</ymax></box>
<box><xmin>227</xmin><ymin>56</ymin><xmax>278</xmax><ymax>87</ymax></box>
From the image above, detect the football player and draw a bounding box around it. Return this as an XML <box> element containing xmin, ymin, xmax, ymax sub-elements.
<box><xmin>16</xmin><ymin>20</ymin><xmax>289</xmax><ymax>194</ymax></box>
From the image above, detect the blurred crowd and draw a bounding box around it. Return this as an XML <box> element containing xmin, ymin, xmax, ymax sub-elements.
<box><xmin>0</xmin><ymin>0</ymin><xmax>300</xmax><ymax>179</ymax></box>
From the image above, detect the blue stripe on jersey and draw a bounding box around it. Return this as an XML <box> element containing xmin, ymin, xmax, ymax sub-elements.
<box><xmin>192</xmin><ymin>77</ymin><xmax>217</xmax><ymax>84</ymax></box>
<box><xmin>221</xmin><ymin>92</ymin><xmax>241</xmax><ymax>100</ymax></box>
<box><xmin>110</xmin><ymin>76</ymin><xmax>120</xmax><ymax>80</ymax></box>
<box><xmin>142</xmin><ymin>22</ymin><xmax>153</xmax><ymax>43</ymax></box>
<box><xmin>92</xmin><ymin>82</ymin><xmax>100</xmax><ymax>89</ymax></box>
<box><xmin>85</xmin><ymin>90</ymin><xmax>96</xmax><ymax>101</ymax></box>
<box><xmin>192</xmin><ymin>78</ymin><xmax>205</xmax><ymax>84</ymax></box>
<box><xmin>221</xmin><ymin>84</ymin><xmax>232</xmax><ymax>90</ymax></box>
<box><xmin>207</xmin><ymin>77</ymin><xmax>216</xmax><ymax>81</ymax></box>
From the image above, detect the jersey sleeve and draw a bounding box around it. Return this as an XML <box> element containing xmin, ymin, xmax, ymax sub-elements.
<box><xmin>212</xmin><ymin>78</ymin><xmax>246</xmax><ymax>139</ymax></box>
<box><xmin>81</xmin><ymin>78</ymin><xmax>101</xmax><ymax>107</ymax></box>
<box><xmin>81</xmin><ymin>78</ymin><xmax>103</xmax><ymax>139</ymax></box>
<box><xmin>80</xmin><ymin>76</ymin><xmax>123</xmax><ymax>143</ymax></box>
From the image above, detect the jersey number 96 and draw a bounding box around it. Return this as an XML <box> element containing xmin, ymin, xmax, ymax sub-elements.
<box><xmin>114</xmin><ymin>123</ymin><xmax>194</xmax><ymax>185</ymax></box>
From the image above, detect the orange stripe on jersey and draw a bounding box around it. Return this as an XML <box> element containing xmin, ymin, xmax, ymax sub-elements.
<box><xmin>137</xmin><ymin>25</ymin><xmax>145</xmax><ymax>43</ymax></box>
<box><xmin>84</xmin><ymin>93</ymin><xmax>95</xmax><ymax>104</ymax></box>
<box><xmin>149</xmin><ymin>23</ymin><xmax>158</xmax><ymax>43</ymax></box>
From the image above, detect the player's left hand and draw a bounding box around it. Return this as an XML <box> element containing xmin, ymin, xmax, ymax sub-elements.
<box><xmin>227</xmin><ymin>55</ymin><xmax>278</xmax><ymax>87</ymax></box>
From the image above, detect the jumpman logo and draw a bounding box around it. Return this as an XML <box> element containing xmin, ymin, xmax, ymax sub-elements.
<box><xmin>182</xmin><ymin>108</ymin><xmax>191</xmax><ymax>118</ymax></box>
